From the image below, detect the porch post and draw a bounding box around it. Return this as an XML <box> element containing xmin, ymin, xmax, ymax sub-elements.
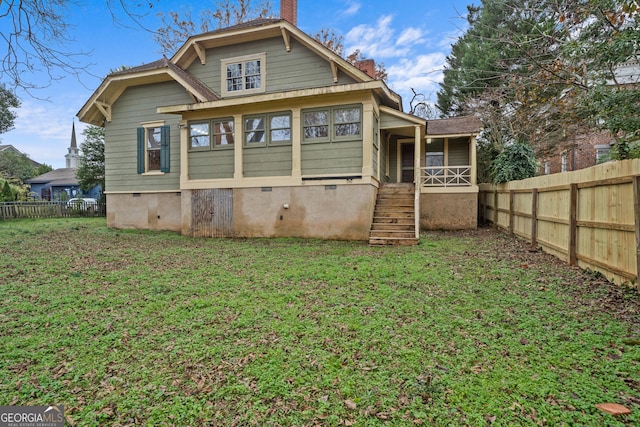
<box><xmin>361</xmin><ymin>103</ymin><xmax>375</xmax><ymax>177</ymax></box>
<box><xmin>470</xmin><ymin>135</ymin><xmax>477</xmax><ymax>186</ymax></box>
<box><xmin>291</xmin><ymin>108</ymin><xmax>301</xmax><ymax>177</ymax></box>
<box><xmin>179</xmin><ymin>119</ymin><xmax>189</xmax><ymax>188</ymax></box>
<box><xmin>414</xmin><ymin>125</ymin><xmax>421</xmax><ymax>239</ymax></box>
<box><xmin>233</xmin><ymin>114</ymin><xmax>243</xmax><ymax>179</ymax></box>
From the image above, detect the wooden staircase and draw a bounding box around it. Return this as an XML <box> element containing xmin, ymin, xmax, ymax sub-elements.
<box><xmin>369</xmin><ymin>183</ymin><xmax>419</xmax><ymax>246</ymax></box>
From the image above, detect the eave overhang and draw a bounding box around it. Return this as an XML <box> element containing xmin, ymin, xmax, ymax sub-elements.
<box><xmin>172</xmin><ymin>20</ymin><xmax>374</xmax><ymax>86</ymax></box>
<box><xmin>77</xmin><ymin>64</ymin><xmax>219</xmax><ymax>127</ymax></box>
<box><xmin>157</xmin><ymin>81</ymin><xmax>402</xmax><ymax>115</ymax></box>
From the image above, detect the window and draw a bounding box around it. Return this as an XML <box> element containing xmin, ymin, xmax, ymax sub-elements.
<box><xmin>189</xmin><ymin>122</ymin><xmax>210</xmax><ymax>150</ymax></box>
<box><xmin>303</xmin><ymin>105</ymin><xmax>362</xmax><ymax>143</ymax></box>
<box><xmin>244</xmin><ymin>113</ymin><xmax>291</xmax><ymax>146</ymax></box>
<box><xmin>595</xmin><ymin>144</ymin><xmax>611</xmax><ymax>163</ymax></box>
<box><xmin>214</xmin><ymin>119</ymin><xmax>235</xmax><ymax>146</ymax></box>
<box><xmin>544</xmin><ymin>161</ymin><xmax>550</xmax><ymax>175</ymax></box>
<box><xmin>189</xmin><ymin>119</ymin><xmax>234</xmax><ymax>151</ymax></box>
<box><xmin>137</xmin><ymin>123</ymin><xmax>170</xmax><ymax>173</ymax></box>
<box><xmin>561</xmin><ymin>152</ymin><xmax>567</xmax><ymax>172</ymax></box>
<box><xmin>303</xmin><ymin>111</ymin><xmax>329</xmax><ymax>140</ymax></box>
<box><xmin>426</xmin><ymin>139</ymin><xmax>444</xmax><ymax>175</ymax></box>
<box><xmin>221</xmin><ymin>53</ymin><xmax>266</xmax><ymax>96</ymax></box>
<box><xmin>334</xmin><ymin>107</ymin><xmax>361</xmax><ymax>138</ymax></box>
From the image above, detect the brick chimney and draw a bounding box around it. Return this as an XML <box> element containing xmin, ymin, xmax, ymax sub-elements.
<box><xmin>355</xmin><ymin>59</ymin><xmax>376</xmax><ymax>79</ymax></box>
<box><xmin>280</xmin><ymin>0</ymin><xmax>297</xmax><ymax>25</ymax></box>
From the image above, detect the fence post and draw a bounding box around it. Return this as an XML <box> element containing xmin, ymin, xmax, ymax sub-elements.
<box><xmin>509</xmin><ymin>190</ymin><xmax>515</xmax><ymax>236</ymax></box>
<box><xmin>569</xmin><ymin>184</ymin><xmax>578</xmax><ymax>266</ymax></box>
<box><xmin>531</xmin><ymin>188</ymin><xmax>538</xmax><ymax>247</ymax></box>
<box><xmin>493</xmin><ymin>190</ymin><xmax>498</xmax><ymax>228</ymax></box>
<box><xmin>633</xmin><ymin>176</ymin><xmax>640</xmax><ymax>291</ymax></box>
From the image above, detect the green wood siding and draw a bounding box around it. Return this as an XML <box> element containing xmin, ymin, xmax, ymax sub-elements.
<box><xmin>187</xmin><ymin>38</ymin><xmax>357</xmax><ymax>95</ymax></box>
<box><xmin>244</xmin><ymin>145</ymin><xmax>292</xmax><ymax>177</ymax></box>
<box><xmin>448</xmin><ymin>137</ymin><xmax>470</xmax><ymax>166</ymax></box>
<box><xmin>105</xmin><ymin>82</ymin><xmax>191</xmax><ymax>192</ymax></box>
<box><xmin>188</xmin><ymin>150</ymin><xmax>234</xmax><ymax>180</ymax></box>
<box><xmin>381</xmin><ymin>114</ymin><xmax>418</xmax><ymax>129</ymax></box>
<box><xmin>302</xmin><ymin>140</ymin><xmax>362</xmax><ymax>175</ymax></box>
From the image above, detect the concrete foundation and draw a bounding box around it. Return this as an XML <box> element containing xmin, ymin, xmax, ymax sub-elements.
<box><xmin>106</xmin><ymin>192</ymin><xmax>183</xmax><ymax>232</ymax></box>
<box><xmin>420</xmin><ymin>192</ymin><xmax>478</xmax><ymax>230</ymax></box>
<box><xmin>109</xmin><ymin>184</ymin><xmax>376</xmax><ymax>240</ymax></box>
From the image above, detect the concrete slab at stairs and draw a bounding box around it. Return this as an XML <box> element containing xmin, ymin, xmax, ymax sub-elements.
<box><xmin>369</xmin><ymin>183</ymin><xmax>419</xmax><ymax>246</ymax></box>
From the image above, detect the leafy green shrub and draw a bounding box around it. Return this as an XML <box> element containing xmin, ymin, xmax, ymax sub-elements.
<box><xmin>490</xmin><ymin>142</ymin><xmax>538</xmax><ymax>183</ymax></box>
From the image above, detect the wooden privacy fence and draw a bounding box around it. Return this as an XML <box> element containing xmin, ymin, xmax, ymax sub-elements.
<box><xmin>0</xmin><ymin>201</ymin><xmax>105</xmax><ymax>221</ymax></box>
<box><xmin>479</xmin><ymin>159</ymin><xmax>640</xmax><ymax>288</ymax></box>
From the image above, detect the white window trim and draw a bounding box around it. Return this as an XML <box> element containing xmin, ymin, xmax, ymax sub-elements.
<box><xmin>221</xmin><ymin>53</ymin><xmax>266</xmax><ymax>97</ymax></box>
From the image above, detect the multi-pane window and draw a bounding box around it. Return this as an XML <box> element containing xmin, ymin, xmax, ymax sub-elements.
<box><xmin>244</xmin><ymin>113</ymin><xmax>291</xmax><ymax>146</ymax></box>
<box><xmin>214</xmin><ymin>119</ymin><xmax>234</xmax><ymax>146</ymax></box>
<box><xmin>221</xmin><ymin>53</ymin><xmax>266</xmax><ymax>96</ymax></box>
<box><xmin>245</xmin><ymin>117</ymin><xmax>266</xmax><ymax>144</ymax></box>
<box><xmin>561</xmin><ymin>152</ymin><xmax>568</xmax><ymax>172</ymax></box>
<box><xmin>137</xmin><ymin>123</ymin><xmax>170</xmax><ymax>174</ymax></box>
<box><xmin>303</xmin><ymin>105</ymin><xmax>362</xmax><ymax>142</ymax></box>
<box><xmin>146</xmin><ymin>126</ymin><xmax>162</xmax><ymax>171</ymax></box>
<box><xmin>189</xmin><ymin>122</ymin><xmax>210</xmax><ymax>149</ymax></box>
<box><xmin>189</xmin><ymin>119</ymin><xmax>234</xmax><ymax>151</ymax></box>
<box><xmin>303</xmin><ymin>111</ymin><xmax>329</xmax><ymax>140</ymax></box>
<box><xmin>334</xmin><ymin>107</ymin><xmax>361</xmax><ymax>137</ymax></box>
<box><xmin>270</xmin><ymin>115</ymin><xmax>291</xmax><ymax>143</ymax></box>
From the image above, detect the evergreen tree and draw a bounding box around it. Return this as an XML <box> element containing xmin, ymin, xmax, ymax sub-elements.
<box><xmin>437</xmin><ymin>0</ymin><xmax>640</xmax><ymax>180</ymax></box>
<box><xmin>76</xmin><ymin>126</ymin><xmax>105</xmax><ymax>194</ymax></box>
<box><xmin>1</xmin><ymin>180</ymin><xmax>14</xmax><ymax>202</ymax></box>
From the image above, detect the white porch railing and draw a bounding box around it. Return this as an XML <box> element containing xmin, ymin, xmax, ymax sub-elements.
<box><xmin>420</xmin><ymin>165</ymin><xmax>472</xmax><ymax>187</ymax></box>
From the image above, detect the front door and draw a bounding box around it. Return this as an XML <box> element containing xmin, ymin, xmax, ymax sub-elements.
<box><xmin>400</xmin><ymin>143</ymin><xmax>415</xmax><ymax>183</ymax></box>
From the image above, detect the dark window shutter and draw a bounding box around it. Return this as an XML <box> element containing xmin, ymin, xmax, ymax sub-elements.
<box><xmin>160</xmin><ymin>125</ymin><xmax>170</xmax><ymax>173</ymax></box>
<box><xmin>137</xmin><ymin>127</ymin><xmax>145</xmax><ymax>174</ymax></box>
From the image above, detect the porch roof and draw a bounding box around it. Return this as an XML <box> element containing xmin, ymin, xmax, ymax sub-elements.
<box><xmin>426</xmin><ymin>116</ymin><xmax>481</xmax><ymax>137</ymax></box>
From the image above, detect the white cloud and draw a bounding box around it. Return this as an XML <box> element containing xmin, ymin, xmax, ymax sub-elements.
<box><xmin>387</xmin><ymin>53</ymin><xmax>447</xmax><ymax>109</ymax></box>
<box><xmin>1</xmin><ymin>96</ymin><xmax>88</xmax><ymax>168</ymax></box>
<box><xmin>341</xmin><ymin>1</ymin><xmax>361</xmax><ymax>17</ymax></box>
<box><xmin>345</xmin><ymin>15</ymin><xmax>427</xmax><ymax>59</ymax></box>
<box><xmin>396</xmin><ymin>27</ymin><xmax>425</xmax><ymax>47</ymax></box>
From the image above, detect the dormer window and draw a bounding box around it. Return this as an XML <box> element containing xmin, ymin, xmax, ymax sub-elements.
<box><xmin>221</xmin><ymin>53</ymin><xmax>266</xmax><ymax>96</ymax></box>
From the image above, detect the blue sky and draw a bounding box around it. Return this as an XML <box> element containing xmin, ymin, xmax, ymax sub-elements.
<box><xmin>1</xmin><ymin>0</ymin><xmax>471</xmax><ymax>169</ymax></box>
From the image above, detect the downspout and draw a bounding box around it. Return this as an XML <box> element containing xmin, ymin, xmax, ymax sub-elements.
<box><xmin>414</xmin><ymin>125</ymin><xmax>421</xmax><ymax>240</ymax></box>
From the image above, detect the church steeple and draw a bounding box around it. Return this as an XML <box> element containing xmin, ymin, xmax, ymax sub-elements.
<box><xmin>65</xmin><ymin>122</ymin><xmax>79</xmax><ymax>168</ymax></box>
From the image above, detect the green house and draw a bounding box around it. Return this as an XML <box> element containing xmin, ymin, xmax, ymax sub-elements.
<box><xmin>78</xmin><ymin>10</ymin><xmax>479</xmax><ymax>243</ymax></box>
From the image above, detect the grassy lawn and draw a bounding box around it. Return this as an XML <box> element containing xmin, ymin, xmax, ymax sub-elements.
<box><xmin>0</xmin><ymin>218</ymin><xmax>639</xmax><ymax>426</ymax></box>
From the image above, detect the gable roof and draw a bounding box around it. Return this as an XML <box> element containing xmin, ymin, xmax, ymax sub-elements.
<box><xmin>0</xmin><ymin>144</ymin><xmax>43</xmax><ymax>167</ymax></box>
<box><xmin>78</xmin><ymin>57</ymin><xmax>220</xmax><ymax>126</ymax></box>
<box><xmin>26</xmin><ymin>168</ymin><xmax>78</xmax><ymax>186</ymax></box>
<box><xmin>426</xmin><ymin>116</ymin><xmax>482</xmax><ymax>137</ymax></box>
<box><xmin>78</xmin><ymin>18</ymin><xmax>395</xmax><ymax>126</ymax></box>
<box><xmin>171</xmin><ymin>18</ymin><xmax>373</xmax><ymax>83</ymax></box>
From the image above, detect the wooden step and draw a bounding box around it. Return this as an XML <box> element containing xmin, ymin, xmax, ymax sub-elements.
<box><xmin>372</xmin><ymin>216</ymin><xmax>415</xmax><ymax>227</ymax></box>
<box><xmin>369</xmin><ymin>237</ymin><xmax>419</xmax><ymax>246</ymax></box>
<box><xmin>369</xmin><ymin>230</ymin><xmax>416</xmax><ymax>239</ymax></box>
<box><xmin>369</xmin><ymin>183</ymin><xmax>417</xmax><ymax>246</ymax></box>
